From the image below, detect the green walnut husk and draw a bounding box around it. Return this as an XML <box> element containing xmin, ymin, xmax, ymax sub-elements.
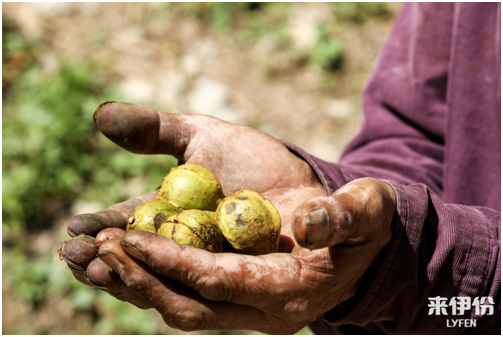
<box><xmin>204</xmin><ymin>211</ymin><xmax>216</xmax><ymax>219</ymax></box>
<box><xmin>156</xmin><ymin>164</ymin><xmax>224</xmax><ymax>212</ymax></box>
<box><xmin>158</xmin><ymin>209</ymin><xmax>223</xmax><ymax>253</ymax></box>
<box><xmin>127</xmin><ymin>200</ymin><xmax>179</xmax><ymax>233</ymax></box>
<box><xmin>216</xmin><ymin>190</ymin><xmax>281</xmax><ymax>255</ymax></box>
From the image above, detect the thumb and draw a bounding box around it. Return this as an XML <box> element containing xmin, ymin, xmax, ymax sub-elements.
<box><xmin>291</xmin><ymin>177</ymin><xmax>396</xmax><ymax>250</ymax></box>
<box><xmin>93</xmin><ymin>101</ymin><xmax>208</xmax><ymax>158</ymax></box>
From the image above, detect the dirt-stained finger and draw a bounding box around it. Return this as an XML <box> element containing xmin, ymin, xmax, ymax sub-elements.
<box><xmin>96</xmin><ymin>228</ymin><xmax>126</xmax><ymax>245</ymax></box>
<box><xmin>97</xmin><ymin>236</ymin><xmax>300</xmax><ymax>334</ymax></box>
<box><xmin>93</xmin><ymin>101</ymin><xmax>202</xmax><ymax>157</ymax></box>
<box><xmin>59</xmin><ymin>235</ymin><xmax>98</xmax><ymax>270</ymax></box>
<box><xmin>106</xmin><ymin>190</ymin><xmax>158</xmax><ymax>221</ymax></box>
<box><xmin>86</xmin><ymin>257</ymin><xmax>152</xmax><ymax>309</ymax></box>
<box><xmin>67</xmin><ymin>213</ymin><xmax>113</xmax><ymax>238</ymax></box>
<box><xmin>58</xmin><ymin>235</ymin><xmax>98</xmax><ymax>287</ymax></box>
<box><xmin>66</xmin><ymin>191</ymin><xmax>157</xmax><ymax>238</ymax></box>
<box><xmin>291</xmin><ymin>177</ymin><xmax>396</xmax><ymax>250</ymax></box>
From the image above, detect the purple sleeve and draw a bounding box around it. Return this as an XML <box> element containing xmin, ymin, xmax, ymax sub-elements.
<box><xmin>285</xmin><ymin>141</ymin><xmax>501</xmax><ymax>334</ymax></box>
<box><xmin>281</xmin><ymin>2</ymin><xmax>500</xmax><ymax>334</ymax></box>
<box><xmin>338</xmin><ymin>2</ymin><xmax>500</xmax><ymax>211</ymax></box>
<box><xmin>329</xmin><ymin>181</ymin><xmax>500</xmax><ymax>334</ymax></box>
<box><xmin>337</xmin><ymin>2</ymin><xmax>453</xmax><ymax>197</ymax></box>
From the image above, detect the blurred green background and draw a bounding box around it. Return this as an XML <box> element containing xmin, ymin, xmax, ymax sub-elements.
<box><xmin>2</xmin><ymin>2</ymin><xmax>400</xmax><ymax>334</ymax></box>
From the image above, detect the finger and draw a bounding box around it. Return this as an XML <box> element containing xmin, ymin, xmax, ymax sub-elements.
<box><xmin>64</xmin><ymin>192</ymin><xmax>156</xmax><ymax>288</ymax></box>
<box><xmin>67</xmin><ymin>190</ymin><xmax>156</xmax><ymax>237</ymax></box>
<box><xmin>86</xmin><ymin>254</ymin><xmax>151</xmax><ymax>309</ymax></box>
<box><xmin>58</xmin><ymin>235</ymin><xmax>98</xmax><ymax>287</ymax></box>
<box><xmin>67</xmin><ymin>213</ymin><xmax>117</xmax><ymax>238</ymax></box>
<box><xmin>96</xmin><ymin>228</ymin><xmax>126</xmax><ymax>245</ymax></box>
<box><xmin>117</xmin><ymin>231</ymin><xmax>323</xmax><ymax>317</ymax></box>
<box><xmin>98</xmin><ymin>238</ymin><xmax>303</xmax><ymax>334</ymax></box>
<box><xmin>291</xmin><ymin>177</ymin><xmax>396</xmax><ymax>250</ymax></box>
<box><xmin>93</xmin><ymin>101</ymin><xmax>208</xmax><ymax>158</ymax></box>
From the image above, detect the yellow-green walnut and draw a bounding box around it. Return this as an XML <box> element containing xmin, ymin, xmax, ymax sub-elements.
<box><xmin>156</xmin><ymin>164</ymin><xmax>224</xmax><ymax>211</ymax></box>
<box><xmin>204</xmin><ymin>211</ymin><xmax>216</xmax><ymax>219</ymax></box>
<box><xmin>158</xmin><ymin>209</ymin><xmax>223</xmax><ymax>253</ymax></box>
<box><xmin>216</xmin><ymin>190</ymin><xmax>281</xmax><ymax>255</ymax></box>
<box><xmin>127</xmin><ymin>200</ymin><xmax>179</xmax><ymax>233</ymax></box>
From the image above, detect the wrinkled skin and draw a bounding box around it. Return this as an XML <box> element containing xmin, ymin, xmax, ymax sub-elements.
<box><xmin>63</xmin><ymin>102</ymin><xmax>396</xmax><ymax>334</ymax></box>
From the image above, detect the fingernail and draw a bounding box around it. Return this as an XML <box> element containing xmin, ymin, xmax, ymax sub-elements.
<box><xmin>97</xmin><ymin>252</ymin><xmax>122</xmax><ymax>272</ymax></box>
<box><xmin>306</xmin><ymin>208</ymin><xmax>329</xmax><ymax>249</ymax></box>
<box><xmin>120</xmin><ymin>242</ymin><xmax>146</xmax><ymax>263</ymax></box>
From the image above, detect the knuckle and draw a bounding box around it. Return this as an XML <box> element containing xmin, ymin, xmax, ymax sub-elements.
<box><xmin>95</xmin><ymin>228</ymin><xmax>125</xmax><ymax>244</ymax></box>
<box><xmin>121</xmin><ymin>267</ymin><xmax>151</xmax><ymax>295</ymax></box>
<box><xmin>275</xmin><ymin>296</ymin><xmax>319</xmax><ymax>322</ymax></box>
<box><xmin>198</xmin><ymin>274</ymin><xmax>236</xmax><ymax>302</ymax></box>
<box><xmin>281</xmin><ymin>303</ymin><xmax>307</xmax><ymax>321</ymax></box>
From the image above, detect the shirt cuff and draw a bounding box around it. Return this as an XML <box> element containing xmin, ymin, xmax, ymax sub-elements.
<box><xmin>281</xmin><ymin>141</ymin><xmax>366</xmax><ymax>195</ymax></box>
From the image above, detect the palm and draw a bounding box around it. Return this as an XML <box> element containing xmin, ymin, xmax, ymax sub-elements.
<box><xmin>91</xmin><ymin>101</ymin><xmax>324</xmax><ymax>245</ymax></box>
<box><xmin>178</xmin><ymin>117</ymin><xmax>326</xmax><ymax>245</ymax></box>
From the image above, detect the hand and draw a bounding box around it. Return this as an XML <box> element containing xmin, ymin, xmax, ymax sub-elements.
<box><xmin>61</xmin><ymin>102</ymin><xmax>396</xmax><ymax>334</ymax></box>
<box><xmin>61</xmin><ymin>101</ymin><xmax>325</xmax><ymax>308</ymax></box>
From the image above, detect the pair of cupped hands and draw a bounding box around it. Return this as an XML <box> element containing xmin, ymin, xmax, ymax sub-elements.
<box><xmin>62</xmin><ymin>102</ymin><xmax>396</xmax><ymax>334</ymax></box>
